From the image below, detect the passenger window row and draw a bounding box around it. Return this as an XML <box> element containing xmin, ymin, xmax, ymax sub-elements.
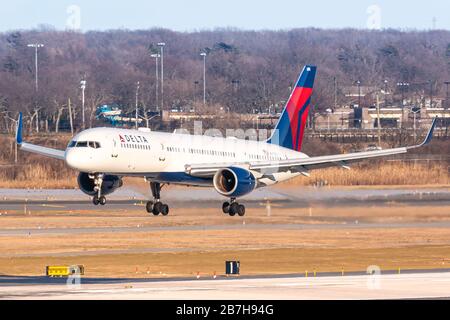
<box><xmin>121</xmin><ymin>143</ymin><xmax>151</xmax><ymax>150</ymax></box>
<box><xmin>248</xmin><ymin>153</ymin><xmax>282</xmax><ymax>161</ymax></box>
<box><xmin>166</xmin><ymin>145</ymin><xmax>282</xmax><ymax>161</ymax></box>
<box><xmin>167</xmin><ymin>146</ymin><xmax>236</xmax><ymax>158</ymax></box>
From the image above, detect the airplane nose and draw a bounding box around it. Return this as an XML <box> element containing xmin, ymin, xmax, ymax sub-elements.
<box><xmin>65</xmin><ymin>149</ymin><xmax>79</xmax><ymax>170</ymax></box>
<box><xmin>65</xmin><ymin>148</ymin><xmax>95</xmax><ymax>171</ymax></box>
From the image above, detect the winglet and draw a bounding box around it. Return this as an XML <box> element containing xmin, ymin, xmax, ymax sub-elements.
<box><xmin>16</xmin><ymin>112</ymin><xmax>23</xmax><ymax>145</ymax></box>
<box><xmin>410</xmin><ymin>116</ymin><xmax>438</xmax><ymax>149</ymax></box>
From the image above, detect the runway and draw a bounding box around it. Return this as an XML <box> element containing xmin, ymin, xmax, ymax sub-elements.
<box><xmin>2</xmin><ymin>272</ymin><xmax>450</xmax><ymax>299</ymax></box>
<box><xmin>0</xmin><ymin>186</ymin><xmax>449</xmax><ymax>239</ymax></box>
<box><xmin>1</xmin><ymin>186</ymin><xmax>449</xmax><ymax>212</ymax></box>
<box><xmin>3</xmin><ymin>221</ymin><xmax>450</xmax><ymax>237</ymax></box>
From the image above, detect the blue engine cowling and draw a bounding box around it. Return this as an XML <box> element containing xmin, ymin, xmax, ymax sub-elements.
<box><xmin>213</xmin><ymin>167</ymin><xmax>256</xmax><ymax>198</ymax></box>
<box><xmin>77</xmin><ymin>172</ymin><xmax>123</xmax><ymax>196</ymax></box>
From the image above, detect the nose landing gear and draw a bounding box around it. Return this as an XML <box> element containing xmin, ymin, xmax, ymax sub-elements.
<box><xmin>91</xmin><ymin>173</ymin><xmax>107</xmax><ymax>206</ymax></box>
<box><xmin>146</xmin><ymin>182</ymin><xmax>170</xmax><ymax>216</ymax></box>
<box><xmin>93</xmin><ymin>195</ymin><xmax>106</xmax><ymax>206</ymax></box>
<box><xmin>222</xmin><ymin>198</ymin><xmax>245</xmax><ymax>216</ymax></box>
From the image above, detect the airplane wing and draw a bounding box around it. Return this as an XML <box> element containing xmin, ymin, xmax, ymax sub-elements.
<box><xmin>15</xmin><ymin>113</ymin><xmax>66</xmax><ymax>161</ymax></box>
<box><xmin>185</xmin><ymin>117</ymin><xmax>438</xmax><ymax>178</ymax></box>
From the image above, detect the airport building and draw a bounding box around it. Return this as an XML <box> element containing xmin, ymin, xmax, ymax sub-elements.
<box><xmin>314</xmin><ymin>84</ymin><xmax>450</xmax><ymax>130</ymax></box>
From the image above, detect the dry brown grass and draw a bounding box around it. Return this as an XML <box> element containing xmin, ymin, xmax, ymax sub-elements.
<box><xmin>1</xmin><ymin>242</ymin><xmax>450</xmax><ymax>278</ymax></box>
<box><xmin>0</xmin><ymin>162</ymin><xmax>447</xmax><ymax>188</ymax></box>
<box><xmin>0</xmin><ymin>164</ymin><xmax>76</xmax><ymax>189</ymax></box>
<box><xmin>1</xmin><ymin>204</ymin><xmax>450</xmax><ymax>277</ymax></box>
<box><xmin>4</xmin><ymin>228</ymin><xmax>450</xmax><ymax>256</ymax></box>
<box><xmin>0</xmin><ymin>134</ymin><xmax>448</xmax><ymax>188</ymax></box>
<box><xmin>286</xmin><ymin>162</ymin><xmax>449</xmax><ymax>186</ymax></box>
<box><xmin>0</xmin><ymin>247</ymin><xmax>445</xmax><ymax>278</ymax></box>
<box><xmin>0</xmin><ymin>134</ymin><xmax>76</xmax><ymax>188</ymax></box>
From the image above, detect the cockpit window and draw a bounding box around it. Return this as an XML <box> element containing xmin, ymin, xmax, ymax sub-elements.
<box><xmin>68</xmin><ymin>141</ymin><xmax>101</xmax><ymax>148</ymax></box>
<box><xmin>89</xmin><ymin>141</ymin><xmax>101</xmax><ymax>149</ymax></box>
<box><xmin>76</xmin><ymin>141</ymin><xmax>88</xmax><ymax>147</ymax></box>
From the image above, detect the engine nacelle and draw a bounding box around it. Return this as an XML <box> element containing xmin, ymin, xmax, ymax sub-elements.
<box><xmin>213</xmin><ymin>167</ymin><xmax>256</xmax><ymax>198</ymax></box>
<box><xmin>77</xmin><ymin>172</ymin><xmax>123</xmax><ymax>196</ymax></box>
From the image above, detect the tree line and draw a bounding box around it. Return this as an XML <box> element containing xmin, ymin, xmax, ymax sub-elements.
<box><xmin>0</xmin><ymin>27</ymin><xmax>449</xmax><ymax>134</ymax></box>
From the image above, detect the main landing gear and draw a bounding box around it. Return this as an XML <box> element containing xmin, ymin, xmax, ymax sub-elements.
<box><xmin>146</xmin><ymin>182</ymin><xmax>170</xmax><ymax>216</ymax></box>
<box><xmin>92</xmin><ymin>173</ymin><xmax>107</xmax><ymax>206</ymax></box>
<box><xmin>222</xmin><ymin>198</ymin><xmax>245</xmax><ymax>217</ymax></box>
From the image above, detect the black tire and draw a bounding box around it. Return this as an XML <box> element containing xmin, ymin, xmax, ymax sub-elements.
<box><xmin>222</xmin><ymin>202</ymin><xmax>230</xmax><ymax>214</ymax></box>
<box><xmin>237</xmin><ymin>204</ymin><xmax>245</xmax><ymax>216</ymax></box>
<box><xmin>161</xmin><ymin>204</ymin><xmax>169</xmax><ymax>216</ymax></box>
<box><xmin>152</xmin><ymin>202</ymin><xmax>162</xmax><ymax>216</ymax></box>
<box><xmin>146</xmin><ymin>201</ymin><xmax>153</xmax><ymax>213</ymax></box>
<box><xmin>92</xmin><ymin>196</ymin><xmax>100</xmax><ymax>206</ymax></box>
<box><xmin>229</xmin><ymin>203</ymin><xmax>239</xmax><ymax>216</ymax></box>
<box><xmin>99</xmin><ymin>196</ymin><xmax>107</xmax><ymax>206</ymax></box>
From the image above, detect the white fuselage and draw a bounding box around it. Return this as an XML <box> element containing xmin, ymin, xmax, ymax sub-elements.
<box><xmin>65</xmin><ymin>127</ymin><xmax>308</xmax><ymax>187</ymax></box>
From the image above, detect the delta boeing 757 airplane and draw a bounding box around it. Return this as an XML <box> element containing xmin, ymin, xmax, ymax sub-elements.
<box><xmin>15</xmin><ymin>65</ymin><xmax>437</xmax><ymax>216</ymax></box>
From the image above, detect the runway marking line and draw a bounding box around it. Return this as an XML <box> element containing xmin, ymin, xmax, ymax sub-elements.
<box><xmin>40</xmin><ymin>204</ymin><xmax>65</xmax><ymax>208</ymax></box>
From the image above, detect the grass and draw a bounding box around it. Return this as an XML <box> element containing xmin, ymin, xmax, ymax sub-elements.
<box><xmin>285</xmin><ymin>162</ymin><xmax>449</xmax><ymax>186</ymax></box>
<box><xmin>0</xmin><ymin>164</ymin><xmax>77</xmax><ymax>189</ymax></box>
<box><xmin>1</xmin><ymin>162</ymin><xmax>446</xmax><ymax>189</ymax></box>
<box><xmin>0</xmin><ymin>134</ymin><xmax>76</xmax><ymax>188</ymax></box>
<box><xmin>0</xmin><ymin>134</ymin><xmax>448</xmax><ymax>188</ymax></box>
<box><xmin>1</xmin><ymin>204</ymin><xmax>450</xmax><ymax>278</ymax></box>
<box><xmin>1</xmin><ymin>244</ymin><xmax>450</xmax><ymax>278</ymax></box>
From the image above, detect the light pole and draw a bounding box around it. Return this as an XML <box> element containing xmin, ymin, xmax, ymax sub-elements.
<box><xmin>200</xmin><ymin>52</ymin><xmax>207</xmax><ymax>105</ymax></box>
<box><xmin>410</xmin><ymin>106</ymin><xmax>420</xmax><ymax>142</ymax></box>
<box><xmin>429</xmin><ymin>80</ymin><xmax>434</xmax><ymax>108</ymax></box>
<box><xmin>355</xmin><ymin>80</ymin><xmax>361</xmax><ymax>107</ymax></box>
<box><xmin>396</xmin><ymin>82</ymin><xmax>409</xmax><ymax>106</ymax></box>
<box><xmin>135</xmin><ymin>81</ymin><xmax>140</xmax><ymax>130</ymax></box>
<box><xmin>376</xmin><ymin>93</ymin><xmax>381</xmax><ymax>145</ymax></box>
<box><xmin>383</xmin><ymin>80</ymin><xmax>388</xmax><ymax>106</ymax></box>
<box><xmin>27</xmin><ymin>43</ymin><xmax>44</xmax><ymax>92</ymax></box>
<box><xmin>326</xmin><ymin>108</ymin><xmax>332</xmax><ymax>131</ymax></box>
<box><xmin>445</xmin><ymin>81</ymin><xmax>450</xmax><ymax>109</ymax></box>
<box><xmin>157</xmin><ymin>42</ymin><xmax>166</xmax><ymax>112</ymax></box>
<box><xmin>333</xmin><ymin>77</ymin><xmax>338</xmax><ymax>110</ymax></box>
<box><xmin>80</xmin><ymin>79</ymin><xmax>86</xmax><ymax>129</ymax></box>
<box><xmin>150</xmin><ymin>53</ymin><xmax>160</xmax><ymax>112</ymax></box>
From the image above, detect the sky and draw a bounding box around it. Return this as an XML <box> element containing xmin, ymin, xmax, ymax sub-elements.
<box><xmin>0</xmin><ymin>0</ymin><xmax>448</xmax><ymax>32</ymax></box>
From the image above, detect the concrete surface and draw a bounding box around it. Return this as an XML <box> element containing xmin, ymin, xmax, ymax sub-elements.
<box><xmin>2</xmin><ymin>272</ymin><xmax>450</xmax><ymax>300</ymax></box>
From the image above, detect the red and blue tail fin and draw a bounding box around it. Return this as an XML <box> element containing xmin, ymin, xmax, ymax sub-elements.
<box><xmin>267</xmin><ymin>65</ymin><xmax>316</xmax><ymax>152</ymax></box>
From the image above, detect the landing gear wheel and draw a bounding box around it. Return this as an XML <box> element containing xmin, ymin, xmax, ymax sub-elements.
<box><xmin>146</xmin><ymin>201</ymin><xmax>154</xmax><ymax>214</ymax></box>
<box><xmin>160</xmin><ymin>204</ymin><xmax>169</xmax><ymax>216</ymax></box>
<box><xmin>99</xmin><ymin>196</ymin><xmax>107</xmax><ymax>206</ymax></box>
<box><xmin>222</xmin><ymin>202</ymin><xmax>230</xmax><ymax>214</ymax></box>
<box><xmin>152</xmin><ymin>202</ymin><xmax>163</xmax><ymax>216</ymax></box>
<box><xmin>92</xmin><ymin>196</ymin><xmax>100</xmax><ymax>206</ymax></box>
<box><xmin>237</xmin><ymin>204</ymin><xmax>246</xmax><ymax>217</ymax></box>
<box><xmin>147</xmin><ymin>182</ymin><xmax>170</xmax><ymax>216</ymax></box>
<box><xmin>229</xmin><ymin>202</ymin><xmax>239</xmax><ymax>216</ymax></box>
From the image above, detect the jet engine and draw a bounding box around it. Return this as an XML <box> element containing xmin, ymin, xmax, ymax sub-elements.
<box><xmin>213</xmin><ymin>167</ymin><xmax>256</xmax><ymax>198</ymax></box>
<box><xmin>77</xmin><ymin>172</ymin><xmax>123</xmax><ymax>196</ymax></box>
